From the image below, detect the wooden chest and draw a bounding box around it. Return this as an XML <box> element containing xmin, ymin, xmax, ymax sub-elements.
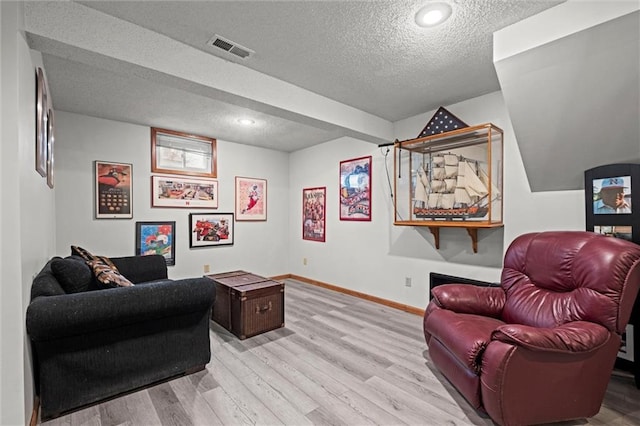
<box><xmin>206</xmin><ymin>271</ymin><xmax>285</xmax><ymax>339</ymax></box>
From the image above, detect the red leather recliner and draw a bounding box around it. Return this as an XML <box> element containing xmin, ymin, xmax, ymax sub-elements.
<box><xmin>424</xmin><ymin>231</ymin><xmax>640</xmax><ymax>426</ymax></box>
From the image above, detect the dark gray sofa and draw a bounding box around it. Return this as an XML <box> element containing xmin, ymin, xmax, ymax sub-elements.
<box><xmin>26</xmin><ymin>254</ymin><xmax>215</xmax><ymax>420</ymax></box>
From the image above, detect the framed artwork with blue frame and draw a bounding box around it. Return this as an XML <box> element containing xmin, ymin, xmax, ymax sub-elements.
<box><xmin>135</xmin><ymin>221</ymin><xmax>176</xmax><ymax>266</ymax></box>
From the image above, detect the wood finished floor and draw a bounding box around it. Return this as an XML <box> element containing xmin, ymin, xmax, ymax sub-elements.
<box><xmin>42</xmin><ymin>279</ymin><xmax>640</xmax><ymax>426</ymax></box>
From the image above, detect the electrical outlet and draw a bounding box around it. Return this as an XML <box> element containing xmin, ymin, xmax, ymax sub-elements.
<box><xmin>203</xmin><ymin>264</ymin><xmax>210</xmax><ymax>273</ymax></box>
<box><xmin>405</xmin><ymin>277</ymin><xmax>412</xmax><ymax>287</ymax></box>
<box><xmin>303</xmin><ymin>258</ymin><xmax>308</xmax><ymax>266</ymax></box>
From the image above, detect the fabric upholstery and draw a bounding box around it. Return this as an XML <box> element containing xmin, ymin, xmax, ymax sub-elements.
<box><xmin>26</xmin><ymin>254</ymin><xmax>216</xmax><ymax>420</ymax></box>
<box><xmin>50</xmin><ymin>257</ymin><xmax>93</xmax><ymax>293</ymax></box>
<box><xmin>423</xmin><ymin>231</ymin><xmax>640</xmax><ymax>426</ymax></box>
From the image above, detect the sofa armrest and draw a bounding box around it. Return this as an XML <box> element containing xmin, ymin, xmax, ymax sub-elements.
<box><xmin>431</xmin><ymin>284</ymin><xmax>505</xmax><ymax>318</ymax></box>
<box><xmin>491</xmin><ymin>321</ymin><xmax>610</xmax><ymax>354</ymax></box>
<box><xmin>110</xmin><ymin>255</ymin><xmax>168</xmax><ymax>284</ymax></box>
<box><xmin>27</xmin><ymin>277</ymin><xmax>214</xmax><ymax>341</ymax></box>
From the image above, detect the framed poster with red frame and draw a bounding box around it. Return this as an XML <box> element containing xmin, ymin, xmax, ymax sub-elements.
<box><xmin>302</xmin><ymin>186</ymin><xmax>326</xmax><ymax>242</ymax></box>
<box><xmin>339</xmin><ymin>155</ymin><xmax>371</xmax><ymax>221</ymax></box>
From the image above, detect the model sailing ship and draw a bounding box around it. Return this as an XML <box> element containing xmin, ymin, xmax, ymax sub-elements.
<box><xmin>413</xmin><ymin>153</ymin><xmax>499</xmax><ymax>220</ymax></box>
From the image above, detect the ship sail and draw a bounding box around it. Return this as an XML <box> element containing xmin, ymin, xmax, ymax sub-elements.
<box><xmin>458</xmin><ymin>161</ymin><xmax>488</xmax><ymax>200</ymax></box>
<box><xmin>414</xmin><ymin>165</ymin><xmax>429</xmax><ymax>203</ymax></box>
<box><xmin>480</xmin><ymin>169</ymin><xmax>500</xmax><ymax>199</ymax></box>
<box><xmin>414</xmin><ymin>154</ymin><xmax>492</xmax><ymax>219</ymax></box>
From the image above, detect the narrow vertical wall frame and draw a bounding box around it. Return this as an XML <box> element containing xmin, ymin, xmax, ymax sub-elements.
<box><xmin>35</xmin><ymin>67</ymin><xmax>48</xmax><ymax>177</ymax></box>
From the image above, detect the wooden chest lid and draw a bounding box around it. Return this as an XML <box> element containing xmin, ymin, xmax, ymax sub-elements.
<box><xmin>231</xmin><ymin>280</ymin><xmax>284</xmax><ymax>295</ymax></box>
<box><xmin>206</xmin><ymin>271</ymin><xmax>273</xmax><ymax>288</ymax></box>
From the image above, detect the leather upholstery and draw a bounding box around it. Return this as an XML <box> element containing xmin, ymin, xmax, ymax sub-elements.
<box><xmin>423</xmin><ymin>231</ymin><xmax>640</xmax><ymax>426</ymax></box>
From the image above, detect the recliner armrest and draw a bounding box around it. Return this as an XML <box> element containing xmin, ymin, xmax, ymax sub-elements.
<box><xmin>27</xmin><ymin>277</ymin><xmax>214</xmax><ymax>341</ymax></box>
<box><xmin>492</xmin><ymin>321</ymin><xmax>610</xmax><ymax>354</ymax></box>
<box><xmin>431</xmin><ymin>284</ymin><xmax>505</xmax><ymax>318</ymax></box>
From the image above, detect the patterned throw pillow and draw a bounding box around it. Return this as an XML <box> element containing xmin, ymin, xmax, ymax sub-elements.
<box><xmin>87</xmin><ymin>259</ymin><xmax>134</xmax><ymax>288</ymax></box>
<box><xmin>71</xmin><ymin>245</ymin><xmax>95</xmax><ymax>261</ymax></box>
<box><xmin>71</xmin><ymin>245</ymin><xmax>117</xmax><ymax>269</ymax></box>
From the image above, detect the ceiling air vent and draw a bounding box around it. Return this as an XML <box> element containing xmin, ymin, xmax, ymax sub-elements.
<box><xmin>207</xmin><ymin>35</ymin><xmax>254</xmax><ymax>60</ymax></box>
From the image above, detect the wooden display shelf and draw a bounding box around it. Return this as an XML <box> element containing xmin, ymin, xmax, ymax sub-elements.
<box><xmin>393</xmin><ymin>221</ymin><xmax>504</xmax><ymax>253</ymax></box>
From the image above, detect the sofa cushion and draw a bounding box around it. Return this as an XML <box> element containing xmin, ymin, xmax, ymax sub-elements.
<box><xmin>87</xmin><ymin>259</ymin><xmax>134</xmax><ymax>288</ymax></box>
<box><xmin>50</xmin><ymin>257</ymin><xmax>93</xmax><ymax>293</ymax></box>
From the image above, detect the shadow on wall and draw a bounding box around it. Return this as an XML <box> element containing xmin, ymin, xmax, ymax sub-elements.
<box><xmin>389</xmin><ymin>226</ymin><xmax>504</xmax><ymax>268</ymax></box>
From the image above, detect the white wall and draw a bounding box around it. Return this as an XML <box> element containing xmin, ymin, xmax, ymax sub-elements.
<box><xmin>288</xmin><ymin>91</ymin><xmax>585</xmax><ymax>310</ymax></box>
<box><xmin>54</xmin><ymin>112</ymin><xmax>290</xmax><ymax>278</ymax></box>
<box><xmin>1</xmin><ymin>3</ymin><xmax>57</xmax><ymax>424</ymax></box>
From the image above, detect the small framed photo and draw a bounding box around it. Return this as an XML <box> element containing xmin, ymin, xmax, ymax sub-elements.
<box><xmin>151</xmin><ymin>175</ymin><xmax>218</xmax><ymax>208</ymax></box>
<box><xmin>592</xmin><ymin>176</ymin><xmax>632</xmax><ymax>214</ymax></box>
<box><xmin>135</xmin><ymin>221</ymin><xmax>176</xmax><ymax>266</ymax></box>
<box><xmin>235</xmin><ymin>176</ymin><xmax>267</xmax><ymax>221</ymax></box>
<box><xmin>594</xmin><ymin>225</ymin><xmax>633</xmax><ymax>241</ymax></box>
<box><xmin>151</xmin><ymin>127</ymin><xmax>217</xmax><ymax>178</ymax></box>
<box><xmin>95</xmin><ymin>161</ymin><xmax>133</xmax><ymax>219</ymax></box>
<box><xmin>189</xmin><ymin>213</ymin><xmax>234</xmax><ymax>248</ymax></box>
<box><xmin>340</xmin><ymin>156</ymin><xmax>371</xmax><ymax>221</ymax></box>
<box><xmin>303</xmin><ymin>187</ymin><xmax>326</xmax><ymax>242</ymax></box>
<box><xmin>619</xmin><ymin>324</ymin><xmax>635</xmax><ymax>362</ymax></box>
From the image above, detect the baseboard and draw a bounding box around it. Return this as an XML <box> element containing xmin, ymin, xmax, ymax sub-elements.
<box><xmin>271</xmin><ymin>273</ymin><xmax>424</xmax><ymax>316</ymax></box>
<box><xmin>30</xmin><ymin>396</ymin><xmax>39</xmax><ymax>426</ymax></box>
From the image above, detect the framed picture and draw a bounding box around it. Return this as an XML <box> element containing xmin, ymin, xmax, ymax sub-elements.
<box><xmin>189</xmin><ymin>213</ymin><xmax>234</xmax><ymax>248</ymax></box>
<box><xmin>135</xmin><ymin>221</ymin><xmax>176</xmax><ymax>266</ymax></box>
<box><xmin>592</xmin><ymin>176</ymin><xmax>632</xmax><ymax>214</ymax></box>
<box><xmin>95</xmin><ymin>161</ymin><xmax>133</xmax><ymax>219</ymax></box>
<box><xmin>340</xmin><ymin>156</ymin><xmax>371</xmax><ymax>221</ymax></box>
<box><xmin>619</xmin><ymin>324</ymin><xmax>635</xmax><ymax>362</ymax></box>
<box><xmin>151</xmin><ymin>175</ymin><xmax>218</xmax><ymax>208</ymax></box>
<box><xmin>235</xmin><ymin>176</ymin><xmax>267</xmax><ymax>221</ymax></box>
<box><xmin>594</xmin><ymin>225</ymin><xmax>633</xmax><ymax>241</ymax></box>
<box><xmin>303</xmin><ymin>187</ymin><xmax>326</xmax><ymax>242</ymax></box>
<box><xmin>35</xmin><ymin>67</ymin><xmax>48</xmax><ymax>177</ymax></box>
<box><xmin>151</xmin><ymin>127</ymin><xmax>217</xmax><ymax>178</ymax></box>
<box><xmin>46</xmin><ymin>108</ymin><xmax>55</xmax><ymax>189</ymax></box>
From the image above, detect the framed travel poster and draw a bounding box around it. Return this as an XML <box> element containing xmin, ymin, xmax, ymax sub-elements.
<box><xmin>303</xmin><ymin>187</ymin><xmax>326</xmax><ymax>242</ymax></box>
<box><xmin>135</xmin><ymin>221</ymin><xmax>176</xmax><ymax>266</ymax></box>
<box><xmin>189</xmin><ymin>213</ymin><xmax>234</xmax><ymax>247</ymax></box>
<box><xmin>151</xmin><ymin>175</ymin><xmax>218</xmax><ymax>208</ymax></box>
<box><xmin>235</xmin><ymin>176</ymin><xmax>267</xmax><ymax>221</ymax></box>
<box><xmin>151</xmin><ymin>127</ymin><xmax>217</xmax><ymax>178</ymax></box>
<box><xmin>340</xmin><ymin>156</ymin><xmax>371</xmax><ymax>221</ymax></box>
<box><xmin>95</xmin><ymin>161</ymin><xmax>132</xmax><ymax>219</ymax></box>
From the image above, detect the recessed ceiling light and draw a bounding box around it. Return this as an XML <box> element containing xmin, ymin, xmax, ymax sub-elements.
<box><xmin>237</xmin><ymin>118</ymin><xmax>255</xmax><ymax>125</ymax></box>
<box><xmin>415</xmin><ymin>2</ymin><xmax>452</xmax><ymax>27</ymax></box>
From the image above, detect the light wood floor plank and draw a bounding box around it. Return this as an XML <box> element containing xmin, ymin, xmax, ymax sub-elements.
<box><xmin>206</xmin><ymin>355</ymin><xmax>283</xmax><ymax>425</ymax></box>
<box><xmin>147</xmin><ymin>382</ymin><xmax>193</xmax><ymax>426</ymax></box>
<box><xmin>213</xmin><ymin>341</ymin><xmax>316</xmax><ymax>424</ymax></box>
<box><xmin>40</xmin><ymin>278</ymin><xmax>640</xmax><ymax>426</ymax></box>
<box><xmin>201</xmin><ymin>387</ymin><xmax>252</xmax><ymax>426</ymax></box>
<box><xmin>169</xmin><ymin>374</ymin><xmax>223</xmax><ymax>426</ymax></box>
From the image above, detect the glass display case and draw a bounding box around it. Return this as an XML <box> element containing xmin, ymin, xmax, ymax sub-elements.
<box><xmin>393</xmin><ymin>123</ymin><xmax>504</xmax><ymax>252</ymax></box>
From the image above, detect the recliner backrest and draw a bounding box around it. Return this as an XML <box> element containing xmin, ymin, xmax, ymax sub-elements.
<box><xmin>501</xmin><ymin>231</ymin><xmax>640</xmax><ymax>333</ymax></box>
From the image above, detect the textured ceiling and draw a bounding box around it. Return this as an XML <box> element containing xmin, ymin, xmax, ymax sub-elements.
<box><xmin>24</xmin><ymin>0</ymin><xmax>565</xmax><ymax>152</ymax></box>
